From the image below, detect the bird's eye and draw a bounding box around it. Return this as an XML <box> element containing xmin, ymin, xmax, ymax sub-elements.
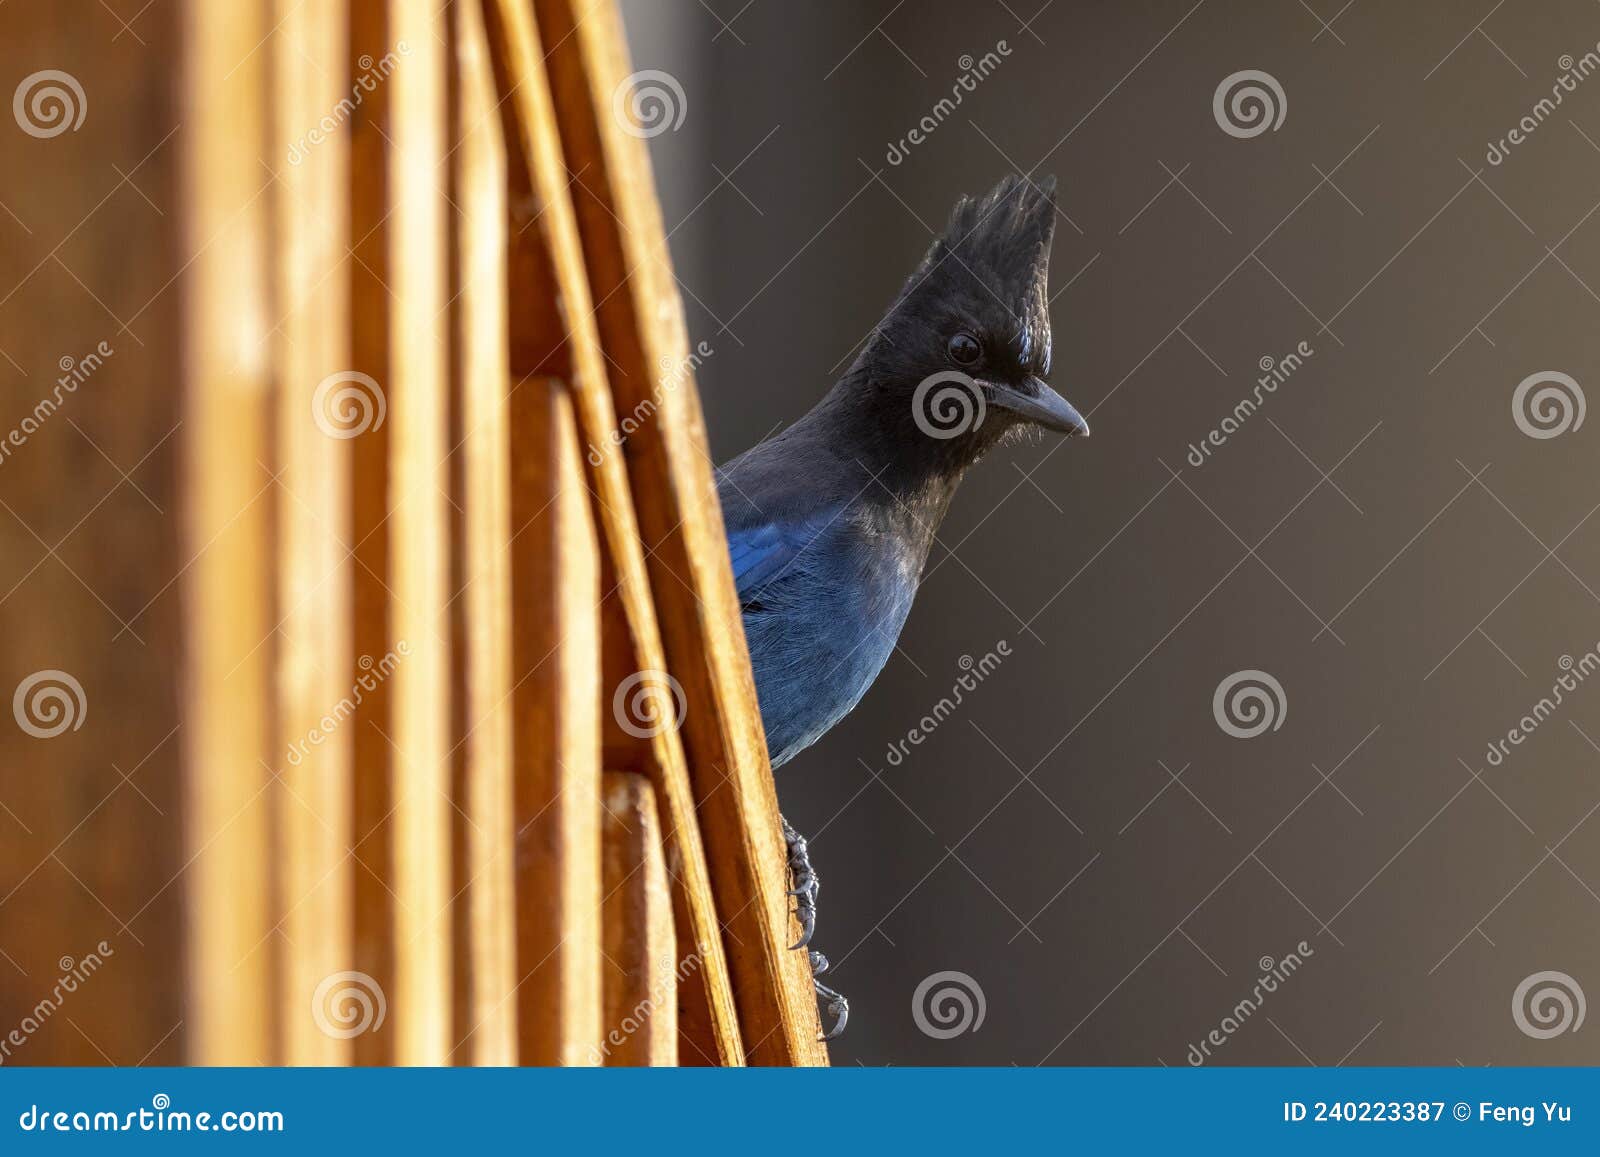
<box><xmin>947</xmin><ymin>332</ymin><xmax>981</xmax><ymax>366</ymax></box>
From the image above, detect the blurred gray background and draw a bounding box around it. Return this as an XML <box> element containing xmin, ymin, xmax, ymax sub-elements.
<box><xmin>620</xmin><ymin>0</ymin><xmax>1600</xmax><ymax>1065</ymax></box>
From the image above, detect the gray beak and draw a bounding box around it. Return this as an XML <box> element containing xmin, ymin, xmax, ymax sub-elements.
<box><xmin>984</xmin><ymin>376</ymin><xmax>1090</xmax><ymax>437</ymax></box>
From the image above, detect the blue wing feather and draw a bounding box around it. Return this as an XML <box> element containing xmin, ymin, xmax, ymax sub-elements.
<box><xmin>725</xmin><ymin>512</ymin><xmax>836</xmax><ymax>609</ymax></box>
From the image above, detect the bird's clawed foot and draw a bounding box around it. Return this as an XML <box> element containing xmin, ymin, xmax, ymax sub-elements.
<box><xmin>783</xmin><ymin>815</ymin><xmax>848</xmax><ymax>1040</ymax></box>
<box><xmin>810</xmin><ymin>950</ymin><xmax>849</xmax><ymax>1040</ymax></box>
<box><xmin>782</xmin><ymin>814</ymin><xmax>819</xmax><ymax>950</ymax></box>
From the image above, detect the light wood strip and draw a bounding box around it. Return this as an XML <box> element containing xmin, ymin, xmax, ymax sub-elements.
<box><xmin>508</xmin><ymin>375</ymin><xmax>602</xmax><ymax>1064</ymax></box>
<box><xmin>181</xmin><ymin>0</ymin><xmax>277</xmax><ymax>1066</ymax></box>
<box><xmin>387</xmin><ymin>0</ymin><xmax>453</xmax><ymax>1066</ymax></box>
<box><xmin>271</xmin><ymin>0</ymin><xmax>355</xmax><ymax>1067</ymax></box>
<box><xmin>451</xmin><ymin>0</ymin><xmax>518</xmax><ymax>1068</ymax></box>
<box><xmin>534</xmin><ymin>0</ymin><xmax>828</xmax><ymax>1065</ymax></box>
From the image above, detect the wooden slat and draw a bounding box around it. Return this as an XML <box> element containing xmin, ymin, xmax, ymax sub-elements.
<box><xmin>479</xmin><ymin>0</ymin><xmax>745</xmax><ymax>1066</ymax></box>
<box><xmin>451</xmin><ymin>0</ymin><xmax>518</xmax><ymax>1067</ymax></box>
<box><xmin>599</xmin><ymin>771</ymin><xmax>677</xmax><ymax>1066</ymax></box>
<box><xmin>385</xmin><ymin>0</ymin><xmax>454</xmax><ymax>1067</ymax></box>
<box><xmin>271</xmin><ymin>0</ymin><xmax>355</xmax><ymax>1067</ymax></box>
<box><xmin>534</xmin><ymin>0</ymin><xmax>828</xmax><ymax>1065</ymax></box>
<box><xmin>181</xmin><ymin>0</ymin><xmax>278</xmax><ymax>1065</ymax></box>
<box><xmin>347</xmin><ymin>0</ymin><xmax>398</xmax><ymax>1069</ymax></box>
<box><xmin>508</xmin><ymin>375</ymin><xmax>602</xmax><ymax>1064</ymax></box>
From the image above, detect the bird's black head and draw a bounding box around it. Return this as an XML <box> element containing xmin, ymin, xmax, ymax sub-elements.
<box><xmin>853</xmin><ymin>175</ymin><xmax>1089</xmax><ymax>462</ymax></box>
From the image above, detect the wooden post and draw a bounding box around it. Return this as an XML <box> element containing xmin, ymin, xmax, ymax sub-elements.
<box><xmin>181</xmin><ymin>0</ymin><xmax>279</xmax><ymax>1066</ymax></box>
<box><xmin>382</xmin><ymin>0</ymin><xmax>453</xmax><ymax>1067</ymax></box>
<box><xmin>599</xmin><ymin>771</ymin><xmax>677</xmax><ymax>1066</ymax></box>
<box><xmin>506</xmin><ymin>374</ymin><xmax>604</xmax><ymax>1068</ymax></box>
<box><xmin>451</xmin><ymin>0</ymin><xmax>518</xmax><ymax>1067</ymax></box>
<box><xmin>347</xmin><ymin>0</ymin><xmax>399</xmax><ymax>1069</ymax></box>
<box><xmin>270</xmin><ymin>0</ymin><xmax>356</xmax><ymax>1068</ymax></box>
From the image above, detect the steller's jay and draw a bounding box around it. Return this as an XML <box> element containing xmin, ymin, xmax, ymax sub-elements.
<box><xmin>716</xmin><ymin>175</ymin><xmax>1089</xmax><ymax>1038</ymax></box>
